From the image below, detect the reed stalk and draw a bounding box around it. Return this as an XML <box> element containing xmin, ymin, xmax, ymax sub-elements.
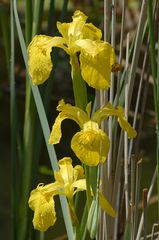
<box><xmin>10</xmin><ymin>2</ymin><xmax>17</xmax><ymax>239</ymax></box>
<box><xmin>13</xmin><ymin>1</ymin><xmax>74</xmax><ymax>239</ymax></box>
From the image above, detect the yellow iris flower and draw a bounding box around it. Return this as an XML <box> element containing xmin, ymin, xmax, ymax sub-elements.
<box><xmin>28</xmin><ymin>157</ymin><xmax>116</xmax><ymax>231</ymax></box>
<box><xmin>28</xmin><ymin>157</ymin><xmax>86</xmax><ymax>231</ymax></box>
<box><xmin>49</xmin><ymin>100</ymin><xmax>137</xmax><ymax>166</ymax></box>
<box><xmin>28</xmin><ymin>10</ymin><xmax>114</xmax><ymax>89</ymax></box>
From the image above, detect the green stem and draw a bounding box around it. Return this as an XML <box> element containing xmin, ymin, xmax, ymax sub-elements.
<box><xmin>84</xmin><ymin>165</ymin><xmax>92</xmax><ymax>210</ymax></box>
<box><xmin>69</xmin><ymin>200</ymin><xmax>81</xmax><ymax>240</ymax></box>
<box><xmin>70</xmin><ymin>54</ymin><xmax>92</xmax><ymax>233</ymax></box>
<box><xmin>70</xmin><ymin>54</ymin><xmax>88</xmax><ymax>109</ymax></box>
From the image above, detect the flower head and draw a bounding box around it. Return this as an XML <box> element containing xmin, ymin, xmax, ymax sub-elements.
<box><xmin>28</xmin><ymin>157</ymin><xmax>86</xmax><ymax>231</ymax></box>
<box><xmin>49</xmin><ymin>100</ymin><xmax>137</xmax><ymax>166</ymax></box>
<box><xmin>54</xmin><ymin>157</ymin><xmax>86</xmax><ymax>199</ymax></box>
<box><xmin>28</xmin><ymin>157</ymin><xmax>117</xmax><ymax>232</ymax></box>
<box><xmin>28</xmin><ymin>10</ymin><xmax>114</xmax><ymax>89</ymax></box>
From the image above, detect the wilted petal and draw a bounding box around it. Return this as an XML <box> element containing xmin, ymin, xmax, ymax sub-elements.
<box><xmin>49</xmin><ymin>99</ymin><xmax>89</xmax><ymax>145</ymax></box>
<box><xmin>99</xmin><ymin>192</ymin><xmax>116</xmax><ymax>218</ymax></box>
<box><xmin>28</xmin><ymin>35</ymin><xmax>66</xmax><ymax>85</ymax></box>
<box><xmin>71</xmin><ymin>121</ymin><xmax>110</xmax><ymax>166</ymax></box>
<box><xmin>76</xmin><ymin>39</ymin><xmax>115</xmax><ymax>89</ymax></box>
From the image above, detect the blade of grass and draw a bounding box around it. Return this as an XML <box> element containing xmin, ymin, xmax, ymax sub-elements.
<box><xmin>136</xmin><ymin>166</ymin><xmax>157</xmax><ymax>240</ymax></box>
<box><xmin>116</xmin><ymin>0</ymin><xmax>125</xmax><ymax>104</ymax></box>
<box><xmin>97</xmin><ymin>1</ymin><xmax>112</xmax><ymax>239</ymax></box>
<box><xmin>25</xmin><ymin>0</ymin><xmax>32</xmax><ymax>45</ymax></box>
<box><xmin>13</xmin><ymin>1</ymin><xmax>74</xmax><ymax>239</ymax></box>
<box><xmin>134</xmin><ymin>70</ymin><xmax>150</xmax><ymax>158</ymax></box>
<box><xmin>26</xmin><ymin>10</ymin><xmax>46</xmax><ymax>236</ymax></box>
<box><xmin>10</xmin><ymin>2</ymin><xmax>17</xmax><ymax>239</ymax></box>
<box><xmin>47</xmin><ymin>0</ymin><xmax>55</xmax><ymax>35</ymax></box>
<box><xmin>130</xmin><ymin>155</ymin><xmax>135</xmax><ymax>240</ymax></box>
<box><xmin>19</xmin><ymin>0</ymin><xmax>44</xmax><ymax>238</ymax></box>
<box><xmin>128</xmin><ymin>37</ymin><xmax>149</xmax><ymax>162</ymax></box>
<box><xmin>112</xmin><ymin>132</ymin><xmax>124</xmax><ymax>240</ymax></box>
<box><xmin>133</xmin><ymin>159</ymin><xmax>142</xmax><ymax>240</ymax></box>
<box><xmin>147</xmin><ymin>0</ymin><xmax>159</xmax><ymax>215</ymax></box>
<box><xmin>127</xmin><ymin>0</ymin><xmax>147</xmax><ymax>109</ymax></box>
<box><xmin>32</xmin><ymin>0</ymin><xmax>44</xmax><ymax>36</ymax></box>
<box><xmin>0</xmin><ymin>4</ymin><xmax>10</xmax><ymax>75</ymax></box>
<box><xmin>113</xmin><ymin>0</ymin><xmax>147</xmax><ymax>109</ymax></box>
<box><xmin>142</xmin><ymin>188</ymin><xmax>148</xmax><ymax>240</ymax></box>
<box><xmin>151</xmin><ymin>223</ymin><xmax>159</xmax><ymax>240</ymax></box>
<box><xmin>124</xmin><ymin>32</ymin><xmax>130</xmax><ymax>221</ymax></box>
<box><xmin>104</xmin><ymin>0</ymin><xmax>111</xmax><ymax>42</ymax></box>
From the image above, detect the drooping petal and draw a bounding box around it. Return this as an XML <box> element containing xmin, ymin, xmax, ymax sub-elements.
<box><xmin>76</xmin><ymin>39</ymin><xmax>115</xmax><ymax>89</ymax></box>
<box><xmin>49</xmin><ymin>99</ymin><xmax>89</xmax><ymax>145</ymax></box>
<box><xmin>71</xmin><ymin>121</ymin><xmax>110</xmax><ymax>166</ymax></box>
<box><xmin>99</xmin><ymin>192</ymin><xmax>116</xmax><ymax>218</ymax></box>
<box><xmin>82</xmin><ymin>23</ymin><xmax>102</xmax><ymax>40</ymax></box>
<box><xmin>49</xmin><ymin>114</ymin><xmax>67</xmax><ymax>145</ymax></box>
<box><xmin>32</xmin><ymin>197</ymin><xmax>56</xmax><ymax>232</ymax></box>
<box><xmin>28</xmin><ymin>184</ymin><xmax>56</xmax><ymax>231</ymax></box>
<box><xmin>92</xmin><ymin>102</ymin><xmax>117</xmax><ymax>123</ymax></box>
<box><xmin>28</xmin><ymin>35</ymin><xmax>67</xmax><ymax>85</ymax></box>
<box><xmin>92</xmin><ymin>103</ymin><xmax>137</xmax><ymax>139</ymax></box>
<box><xmin>117</xmin><ymin>107</ymin><xmax>137</xmax><ymax>138</ymax></box>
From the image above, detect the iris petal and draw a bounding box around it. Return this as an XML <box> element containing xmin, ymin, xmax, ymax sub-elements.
<box><xmin>49</xmin><ymin>100</ymin><xmax>89</xmax><ymax>145</ymax></box>
<box><xmin>76</xmin><ymin>39</ymin><xmax>115</xmax><ymax>89</ymax></box>
<box><xmin>28</xmin><ymin>185</ymin><xmax>56</xmax><ymax>231</ymax></box>
<box><xmin>92</xmin><ymin>103</ymin><xmax>137</xmax><ymax>139</ymax></box>
<box><xmin>82</xmin><ymin>23</ymin><xmax>102</xmax><ymax>40</ymax></box>
<box><xmin>99</xmin><ymin>192</ymin><xmax>116</xmax><ymax>218</ymax></box>
<box><xmin>71</xmin><ymin>124</ymin><xmax>110</xmax><ymax>166</ymax></box>
<box><xmin>58</xmin><ymin>157</ymin><xmax>74</xmax><ymax>185</ymax></box>
<box><xmin>28</xmin><ymin>35</ymin><xmax>66</xmax><ymax>85</ymax></box>
<box><xmin>117</xmin><ymin>107</ymin><xmax>137</xmax><ymax>138</ymax></box>
<box><xmin>72</xmin><ymin>179</ymin><xmax>86</xmax><ymax>192</ymax></box>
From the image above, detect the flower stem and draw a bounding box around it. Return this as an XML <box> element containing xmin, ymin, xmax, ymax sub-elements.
<box><xmin>70</xmin><ymin>54</ymin><xmax>88</xmax><ymax>109</ymax></box>
<box><xmin>70</xmin><ymin>53</ymin><xmax>92</xmax><ymax>226</ymax></box>
<box><xmin>69</xmin><ymin>200</ymin><xmax>81</xmax><ymax>240</ymax></box>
